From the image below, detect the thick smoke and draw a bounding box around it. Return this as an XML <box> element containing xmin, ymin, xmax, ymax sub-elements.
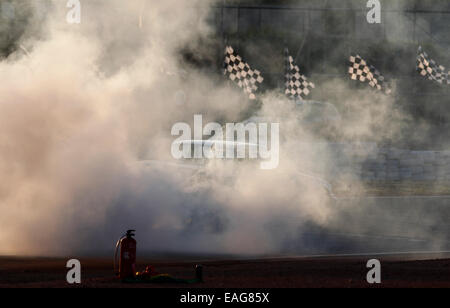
<box><xmin>0</xmin><ymin>0</ymin><xmax>448</xmax><ymax>257</ymax></box>
<box><xmin>0</xmin><ymin>0</ymin><xmax>252</xmax><ymax>256</ymax></box>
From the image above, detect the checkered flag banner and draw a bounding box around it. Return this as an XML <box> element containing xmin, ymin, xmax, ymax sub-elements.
<box><xmin>284</xmin><ymin>48</ymin><xmax>315</xmax><ymax>99</ymax></box>
<box><xmin>348</xmin><ymin>55</ymin><xmax>391</xmax><ymax>94</ymax></box>
<box><xmin>417</xmin><ymin>46</ymin><xmax>450</xmax><ymax>85</ymax></box>
<box><xmin>224</xmin><ymin>46</ymin><xmax>264</xmax><ymax>100</ymax></box>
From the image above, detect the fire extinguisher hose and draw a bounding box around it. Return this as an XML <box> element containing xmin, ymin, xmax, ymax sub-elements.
<box><xmin>114</xmin><ymin>234</ymin><xmax>126</xmax><ymax>275</ymax></box>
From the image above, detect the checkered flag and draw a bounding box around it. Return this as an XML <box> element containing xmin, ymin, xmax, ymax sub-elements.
<box><xmin>284</xmin><ymin>48</ymin><xmax>315</xmax><ymax>100</ymax></box>
<box><xmin>224</xmin><ymin>46</ymin><xmax>264</xmax><ymax>100</ymax></box>
<box><xmin>348</xmin><ymin>55</ymin><xmax>391</xmax><ymax>94</ymax></box>
<box><xmin>417</xmin><ymin>46</ymin><xmax>450</xmax><ymax>86</ymax></box>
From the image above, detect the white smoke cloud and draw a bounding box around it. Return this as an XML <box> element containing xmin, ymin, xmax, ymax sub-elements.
<box><xmin>0</xmin><ymin>0</ymin><xmax>263</xmax><ymax>256</ymax></box>
<box><xmin>0</xmin><ymin>0</ymin><xmax>447</xmax><ymax>257</ymax></box>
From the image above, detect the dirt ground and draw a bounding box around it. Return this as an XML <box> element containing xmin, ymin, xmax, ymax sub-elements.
<box><xmin>1</xmin><ymin>254</ymin><xmax>450</xmax><ymax>288</ymax></box>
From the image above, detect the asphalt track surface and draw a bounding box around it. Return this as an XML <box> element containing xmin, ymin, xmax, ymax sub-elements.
<box><xmin>0</xmin><ymin>253</ymin><xmax>449</xmax><ymax>288</ymax></box>
<box><xmin>0</xmin><ymin>196</ymin><xmax>449</xmax><ymax>287</ymax></box>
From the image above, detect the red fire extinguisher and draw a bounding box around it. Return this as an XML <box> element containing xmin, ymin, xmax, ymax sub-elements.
<box><xmin>114</xmin><ymin>230</ymin><xmax>137</xmax><ymax>280</ymax></box>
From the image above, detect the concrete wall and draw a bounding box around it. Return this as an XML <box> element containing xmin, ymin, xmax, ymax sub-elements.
<box><xmin>323</xmin><ymin>144</ymin><xmax>450</xmax><ymax>181</ymax></box>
